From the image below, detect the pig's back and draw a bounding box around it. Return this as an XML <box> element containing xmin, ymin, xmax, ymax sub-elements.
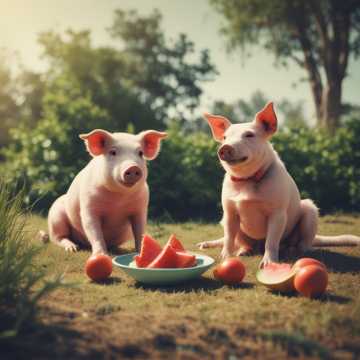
<box><xmin>64</xmin><ymin>165</ymin><xmax>89</xmax><ymax>234</ymax></box>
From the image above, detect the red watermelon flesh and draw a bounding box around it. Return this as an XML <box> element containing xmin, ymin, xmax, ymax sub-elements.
<box><xmin>166</xmin><ymin>234</ymin><xmax>185</xmax><ymax>252</ymax></box>
<box><xmin>256</xmin><ymin>263</ymin><xmax>296</xmax><ymax>292</ymax></box>
<box><xmin>175</xmin><ymin>251</ymin><xmax>196</xmax><ymax>268</ymax></box>
<box><xmin>264</xmin><ymin>262</ymin><xmax>292</xmax><ymax>274</ymax></box>
<box><xmin>147</xmin><ymin>244</ymin><xmax>178</xmax><ymax>268</ymax></box>
<box><xmin>134</xmin><ymin>234</ymin><xmax>162</xmax><ymax>268</ymax></box>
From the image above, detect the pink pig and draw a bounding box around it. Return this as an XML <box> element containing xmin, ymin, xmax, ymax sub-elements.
<box><xmin>198</xmin><ymin>102</ymin><xmax>360</xmax><ymax>267</ymax></box>
<box><xmin>39</xmin><ymin>129</ymin><xmax>166</xmax><ymax>255</ymax></box>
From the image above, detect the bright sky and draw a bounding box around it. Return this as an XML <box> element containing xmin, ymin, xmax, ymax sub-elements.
<box><xmin>1</xmin><ymin>0</ymin><xmax>359</xmax><ymax>124</ymax></box>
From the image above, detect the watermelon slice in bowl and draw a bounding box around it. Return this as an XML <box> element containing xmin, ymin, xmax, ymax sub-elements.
<box><xmin>134</xmin><ymin>234</ymin><xmax>162</xmax><ymax>268</ymax></box>
<box><xmin>147</xmin><ymin>244</ymin><xmax>179</xmax><ymax>268</ymax></box>
<box><xmin>174</xmin><ymin>252</ymin><xmax>197</xmax><ymax>268</ymax></box>
<box><xmin>113</xmin><ymin>233</ymin><xmax>214</xmax><ymax>285</ymax></box>
<box><xmin>166</xmin><ymin>234</ymin><xmax>185</xmax><ymax>252</ymax></box>
<box><xmin>112</xmin><ymin>252</ymin><xmax>214</xmax><ymax>285</ymax></box>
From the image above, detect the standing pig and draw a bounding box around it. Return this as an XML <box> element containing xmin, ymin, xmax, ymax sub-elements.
<box><xmin>39</xmin><ymin>129</ymin><xmax>167</xmax><ymax>255</ymax></box>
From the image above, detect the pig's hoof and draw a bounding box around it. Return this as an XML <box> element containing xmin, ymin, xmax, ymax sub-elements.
<box><xmin>220</xmin><ymin>248</ymin><xmax>232</xmax><ymax>260</ymax></box>
<box><xmin>197</xmin><ymin>239</ymin><xmax>223</xmax><ymax>249</ymax></box>
<box><xmin>197</xmin><ymin>241</ymin><xmax>209</xmax><ymax>249</ymax></box>
<box><xmin>61</xmin><ymin>240</ymin><xmax>78</xmax><ymax>253</ymax></box>
<box><xmin>259</xmin><ymin>254</ymin><xmax>278</xmax><ymax>268</ymax></box>
<box><xmin>65</xmin><ymin>244</ymin><xmax>78</xmax><ymax>252</ymax></box>
<box><xmin>38</xmin><ymin>230</ymin><xmax>49</xmax><ymax>244</ymax></box>
<box><xmin>236</xmin><ymin>247</ymin><xmax>253</xmax><ymax>256</ymax></box>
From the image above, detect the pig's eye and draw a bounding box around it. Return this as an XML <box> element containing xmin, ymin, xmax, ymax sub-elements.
<box><xmin>245</xmin><ymin>132</ymin><xmax>255</xmax><ymax>138</ymax></box>
<box><xmin>138</xmin><ymin>150</ymin><xmax>144</xmax><ymax>157</ymax></box>
<box><xmin>109</xmin><ymin>149</ymin><xmax>117</xmax><ymax>156</ymax></box>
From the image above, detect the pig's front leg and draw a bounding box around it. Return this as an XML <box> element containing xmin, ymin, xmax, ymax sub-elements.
<box><xmin>130</xmin><ymin>211</ymin><xmax>147</xmax><ymax>253</ymax></box>
<box><xmin>260</xmin><ymin>210</ymin><xmax>287</xmax><ymax>267</ymax></box>
<box><xmin>81</xmin><ymin>208</ymin><xmax>108</xmax><ymax>255</ymax></box>
<box><xmin>221</xmin><ymin>201</ymin><xmax>240</xmax><ymax>260</ymax></box>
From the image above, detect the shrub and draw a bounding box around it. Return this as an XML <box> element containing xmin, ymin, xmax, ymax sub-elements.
<box><xmin>0</xmin><ymin>180</ymin><xmax>63</xmax><ymax>338</ymax></box>
<box><xmin>148</xmin><ymin>124</ymin><xmax>223</xmax><ymax>221</ymax></box>
<box><xmin>273</xmin><ymin>118</ymin><xmax>360</xmax><ymax>213</ymax></box>
<box><xmin>2</xmin><ymin>115</ymin><xmax>360</xmax><ymax>221</ymax></box>
<box><xmin>2</xmin><ymin>80</ymin><xmax>112</xmax><ymax>211</ymax></box>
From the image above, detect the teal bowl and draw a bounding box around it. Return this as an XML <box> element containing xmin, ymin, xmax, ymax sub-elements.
<box><xmin>112</xmin><ymin>252</ymin><xmax>215</xmax><ymax>285</ymax></box>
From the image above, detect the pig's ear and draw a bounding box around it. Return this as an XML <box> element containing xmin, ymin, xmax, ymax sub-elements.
<box><xmin>203</xmin><ymin>113</ymin><xmax>231</xmax><ymax>142</ymax></box>
<box><xmin>79</xmin><ymin>129</ymin><xmax>112</xmax><ymax>156</ymax></box>
<box><xmin>138</xmin><ymin>130</ymin><xmax>167</xmax><ymax>160</ymax></box>
<box><xmin>255</xmin><ymin>102</ymin><xmax>277</xmax><ymax>136</ymax></box>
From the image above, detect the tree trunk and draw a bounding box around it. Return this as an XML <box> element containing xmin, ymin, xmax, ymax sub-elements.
<box><xmin>319</xmin><ymin>80</ymin><xmax>342</xmax><ymax>132</ymax></box>
<box><xmin>309</xmin><ymin>75</ymin><xmax>324</xmax><ymax>123</ymax></box>
<box><xmin>292</xmin><ymin>1</ymin><xmax>351</xmax><ymax>132</ymax></box>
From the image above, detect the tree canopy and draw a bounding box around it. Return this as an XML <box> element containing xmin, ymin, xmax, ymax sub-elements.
<box><xmin>210</xmin><ymin>0</ymin><xmax>360</xmax><ymax>131</ymax></box>
<box><xmin>0</xmin><ymin>52</ymin><xmax>19</xmax><ymax>148</ymax></box>
<box><xmin>212</xmin><ymin>90</ymin><xmax>306</xmax><ymax>127</ymax></box>
<box><xmin>1</xmin><ymin>9</ymin><xmax>217</xmax><ymax>208</ymax></box>
<box><xmin>37</xmin><ymin>9</ymin><xmax>217</xmax><ymax>132</ymax></box>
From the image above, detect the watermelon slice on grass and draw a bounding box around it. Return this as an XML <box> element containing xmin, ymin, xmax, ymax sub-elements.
<box><xmin>256</xmin><ymin>263</ymin><xmax>297</xmax><ymax>292</ymax></box>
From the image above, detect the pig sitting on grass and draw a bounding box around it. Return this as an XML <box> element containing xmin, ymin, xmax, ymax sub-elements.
<box><xmin>39</xmin><ymin>129</ymin><xmax>166</xmax><ymax>255</ymax></box>
<box><xmin>198</xmin><ymin>102</ymin><xmax>360</xmax><ymax>267</ymax></box>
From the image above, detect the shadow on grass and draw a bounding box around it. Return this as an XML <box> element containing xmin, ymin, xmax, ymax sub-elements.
<box><xmin>320</xmin><ymin>293</ymin><xmax>351</xmax><ymax>304</ymax></box>
<box><xmin>90</xmin><ymin>276</ymin><xmax>123</xmax><ymax>285</ymax></box>
<box><xmin>1</xmin><ymin>322</ymin><xmax>102</xmax><ymax>360</ymax></box>
<box><xmin>271</xmin><ymin>290</ymin><xmax>351</xmax><ymax>304</ymax></box>
<box><xmin>1</xmin><ymin>316</ymin><xmax>149</xmax><ymax>360</ymax></box>
<box><xmin>259</xmin><ymin>331</ymin><xmax>331</xmax><ymax>360</ymax></box>
<box><xmin>280</xmin><ymin>248</ymin><xmax>360</xmax><ymax>273</ymax></box>
<box><xmin>303</xmin><ymin>249</ymin><xmax>360</xmax><ymax>273</ymax></box>
<box><xmin>109</xmin><ymin>247</ymin><xmax>135</xmax><ymax>256</ymax></box>
<box><xmin>134</xmin><ymin>277</ymin><xmax>255</xmax><ymax>293</ymax></box>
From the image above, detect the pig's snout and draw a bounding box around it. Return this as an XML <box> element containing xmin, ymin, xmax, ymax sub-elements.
<box><xmin>218</xmin><ymin>144</ymin><xmax>235</xmax><ymax>162</ymax></box>
<box><xmin>122</xmin><ymin>166</ymin><xmax>143</xmax><ymax>186</ymax></box>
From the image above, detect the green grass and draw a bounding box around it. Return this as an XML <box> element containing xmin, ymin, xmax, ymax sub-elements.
<box><xmin>2</xmin><ymin>214</ymin><xmax>360</xmax><ymax>359</ymax></box>
<box><xmin>0</xmin><ymin>184</ymin><xmax>63</xmax><ymax>339</ymax></box>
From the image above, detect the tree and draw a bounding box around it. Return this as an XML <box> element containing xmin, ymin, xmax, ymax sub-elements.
<box><xmin>16</xmin><ymin>70</ymin><xmax>45</xmax><ymax>127</ymax></box>
<box><xmin>0</xmin><ymin>51</ymin><xmax>19</xmax><ymax>148</ymax></box>
<box><xmin>3</xmin><ymin>75</ymin><xmax>112</xmax><ymax>209</ymax></box>
<box><xmin>38</xmin><ymin>10</ymin><xmax>217</xmax><ymax>129</ymax></box>
<box><xmin>2</xmin><ymin>9</ymin><xmax>217</xmax><ymax>210</ymax></box>
<box><xmin>210</xmin><ymin>0</ymin><xmax>360</xmax><ymax>131</ymax></box>
<box><xmin>38</xmin><ymin>30</ymin><xmax>159</xmax><ymax>133</ymax></box>
<box><xmin>212</xmin><ymin>90</ymin><xmax>307</xmax><ymax>127</ymax></box>
<box><xmin>109</xmin><ymin>9</ymin><xmax>217</xmax><ymax>123</ymax></box>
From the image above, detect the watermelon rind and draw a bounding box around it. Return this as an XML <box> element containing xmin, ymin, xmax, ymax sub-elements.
<box><xmin>256</xmin><ymin>264</ymin><xmax>297</xmax><ymax>292</ymax></box>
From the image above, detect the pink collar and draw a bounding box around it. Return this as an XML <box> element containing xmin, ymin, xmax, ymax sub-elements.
<box><xmin>230</xmin><ymin>166</ymin><xmax>268</xmax><ymax>183</ymax></box>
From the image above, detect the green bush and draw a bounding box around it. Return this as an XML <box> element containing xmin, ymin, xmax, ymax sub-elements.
<box><xmin>0</xmin><ymin>180</ymin><xmax>63</xmax><ymax>338</ymax></box>
<box><xmin>149</xmin><ymin>118</ymin><xmax>360</xmax><ymax>219</ymax></box>
<box><xmin>273</xmin><ymin>118</ymin><xmax>360</xmax><ymax>213</ymax></box>
<box><xmin>3</xmin><ymin>79</ymin><xmax>112</xmax><ymax>211</ymax></box>
<box><xmin>3</xmin><ymin>115</ymin><xmax>360</xmax><ymax>220</ymax></box>
<box><xmin>148</xmin><ymin>124</ymin><xmax>223</xmax><ymax>220</ymax></box>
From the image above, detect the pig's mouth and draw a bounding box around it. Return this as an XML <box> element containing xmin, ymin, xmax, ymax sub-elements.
<box><xmin>226</xmin><ymin>156</ymin><xmax>249</xmax><ymax>165</ymax></box>
<box><xmin>119</xmin><ymin>180</ymin><xmax>138</xmax><ymax>188</ymax></box>
<box><xmin>118</xmin><ymin>179</ymin><xmax>139</xmax><ymax>188</ymax></box>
